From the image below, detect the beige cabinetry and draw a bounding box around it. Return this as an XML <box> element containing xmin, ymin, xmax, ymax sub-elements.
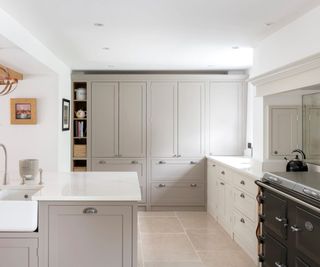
<box><xmin>269</xmin><ymin>106</ymin><xmax>301</xmax><ymax>158</ymax></box>
<box><xmin>149</xmin><ymin>81</ymin><xmax>205</xmax><ymax>158</ymax></box>
<box><xmin>149</xmin><ymin>81</ymin><xmax>177</xmax><ymax>158</ymax></box>
<box><xmin>207</xmin><ymin>159</ymin><xmax>258</xmax><ymax>263</ymax></box>
<box><xmin>92</xmin><ymin>82</ymin><xmax>146</xmax><ymax>158</ymax></box>
<box><xmin>0</xmin><ymin>238</ymin><xmax>38</xmax><ymax>267</ymax></box>
<box><xmin>92</xmin><ymin>158</ymin><xmax>147</xmax><ymax>203</ymax></box>
<box><xmin>209</xmin><ymin>82</ymin><xmax>246</xmax><ymax>156</ymax></box>
<box><xmin>150</xmin><ymin>158</ymin><xmax>205</xmax><ymax>207</ymax></box>
<box><xmin>41</xmin><ymin>203</ymin><xmax>135</xmax><ymax>267</ymax></box>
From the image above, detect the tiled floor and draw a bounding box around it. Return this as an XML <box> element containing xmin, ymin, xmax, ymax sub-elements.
<box><xmin>138</xmin><ymin>211</ymin><xmax>257</xmax><ymax>267</ymax></box>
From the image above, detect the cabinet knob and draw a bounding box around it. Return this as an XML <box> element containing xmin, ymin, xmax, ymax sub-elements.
<box><xmin>274</xmin><ymin>151</ymin><xmax>278</xmax><ymax>155</ymax></box>
<box><xmin>220</xmin><ymin>182</ymin><xmax>225</xmax><ymax>185</ymax></box>
<box><xmin>190</xmin><ymin>161</ymin><xmax>197</xmax><ymax>165</ymax></box>
<box><xmin>99</xmin><ymin>160</ymin><xmax>106</xmax><ymax>164</ymax></box>
<box><xmin>177</xmin><ymin>155</ymin><xmax>182</xmax><ymax>158</ymax></box>
<box><xmin>240</xmin><ymin>180</ymin><xmax>245</xmax><ymax>185</ymax></box>
<box><xmin>240</xmin><ymin>218</ymin><xmax>245</xmax><ymax>224</ymax></box>
<box><xmin>221</xmin><ymin>171</ymin><xmax>225</xmax><ymax>175</ymax></box>
<box><xmin>212</xmin><ymin>164</ymin><xmax>216</xmax><ymax>167</ymax></box>
<box><xmin>240</xmin><ymin>193</ymin><xmax>245</xmax><ymax>199</ymax></box>
<box><xmin>158</xmin><ymin>184</ymin><xmax>166</xmax><ymax>188</ymax></box>
<box><xmin>131</xmin><ymin>161</ymin><xmax>138</xmax><ymax>164</ymax></box>
<box><xmin>190</xmin><ymin>183</ymin><xmax>197</xmax><ymax>187</ymax></box>
<box><xmin>83</xmin><ymin>207</ymin><xmax>98</xmax><ymax>214</ymax></box>
<box><xmin>158</xmin><ymin>161</ymin><xmax>166</xmax><ymax>164</ymax></box>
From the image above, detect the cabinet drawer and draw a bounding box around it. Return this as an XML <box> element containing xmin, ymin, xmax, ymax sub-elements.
<box><xmin>151</xmin><ymin>182</ymin><xmax>205</xmax><ymax>205</ymax></box>
<box><xmin>233</xmin><ymin>172</ymin><xmax>257</xmax><ymax>196</ymax></box>
<box><xmin>92</xmin><ymin>158</ymin><xmax>146</xmax><ymax>203</ymax></box>
<box><xmin>151</xmin><ymin>159</ymin><xmax>205</xmax><ymax>181</ymax></box>
<box><xmin>234</xmin><ymin>188</ymin><xmax>256</xmax><ymax>222</ymax></box>
<box><xmin>215</xmin><ymin>165</ymin><xmax>232</xmax><ymax>184</ymax></box>
<box><xmin>233</xmin><ymin>210</ymin><xmax>256</xmax><ymax>243</ymax></box>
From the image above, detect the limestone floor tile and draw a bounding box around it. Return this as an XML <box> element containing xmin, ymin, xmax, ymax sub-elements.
<box><xmin>139</xmin><ymin>217</ymin><xmax>184</xmax><ymax>234</ymax></box>
<box><xmin>198</xmin><ymin>250</ymin><xmax>257</xmax><ymax>267</ymax></box>
<box><xmin>186</xmin><ymin>229</ymin><xmax>239</xmax><ymax>251</ymax></box>
<box><xmin>141</xmin><ymin>233</ymin><xmax>201</xmax><ymax>262</ymax></box>
<box><xmin>139</xmin><ymin>211</ymin><xmax>177</xmax><ymax>217</ymax></box>
<box><xmin>144</xmin><ymin>262</ymin><xmax>205</xmax><ymax>267</ymax></box>
<box><xmin>176</xmin><ymin>212</ymin><xmax>218</xmax><ymax>230</ymax></box>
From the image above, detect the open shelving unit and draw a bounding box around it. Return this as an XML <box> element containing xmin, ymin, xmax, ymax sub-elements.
<box><xmin>71</xmin><ymin>82</ymin><xmax>88</xmax><ymax>171</ymax></box>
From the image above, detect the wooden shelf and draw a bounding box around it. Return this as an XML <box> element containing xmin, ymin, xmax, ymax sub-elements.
<box><xmin>74</xmin><ymin>118</ymin><xmax>87</xmax><ymax>120</ymax></box>
<box><xmin>74</xmin><ymin>100</ymin><xmax>87</xmax><ymax>102</ymax></box>
<box><xmin>73</xmin><ymin>137</ymin><xmax>87</xmax><ymax>139</ymax></box>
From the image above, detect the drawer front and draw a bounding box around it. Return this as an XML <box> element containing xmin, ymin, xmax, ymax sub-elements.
<box><xmin>234</xmin><ymin>188</ymin><xmax>256</xmax><ymax>222</ymax></box>
<box><xmin>92</xmin><ymin>158</ymin><xmax>146</xmax><ymax>203</ymax></box>
<box><xmin>233</xmin><ymin>210</ymin><xmax>256</xmax><ymax>243</ymax></box>
<box><xmin>233</xmin><ymin>172</ymin><xmax>257</xmax><ymax>196</ymax></box>
<box><xmin>151</xmin><ymin>158</ymin><xmax>205</xmax><ymax>181</ymax></box>
<box><xmin>151</xmin><ymin>182</ymin><xmax>205</xmax><ymax>205</ymax></box>
<box><xmin>215</xmin><ymin>165</ymin><xmax>232</xmax><ymax>184</ymax></box>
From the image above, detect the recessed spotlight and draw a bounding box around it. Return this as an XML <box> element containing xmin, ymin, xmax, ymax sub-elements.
<box><xmin>232</xmin><ymin>46</ymin><xmax>239</xmax><ymax>50</ymax></box>
<box><xmin>94</xmin><ymin>23</ymin><xmax>104</xmax><ymax>27</ymax></box>
<box><xmin>102</xmin><ymin>47</ymin><xmax>110</xmax><ymax>50</ymax></box>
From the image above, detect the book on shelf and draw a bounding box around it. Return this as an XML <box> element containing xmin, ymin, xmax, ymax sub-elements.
<box><xmin>74</xmin><ymin>121</ymin><xmax>86</xmax><ymax>138</ymax></box>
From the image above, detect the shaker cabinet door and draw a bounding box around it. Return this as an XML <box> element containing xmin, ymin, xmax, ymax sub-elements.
<box><xmin>177</xmin><ymin>82</ymin><xmax>205</xmax><ymax>157</ymax></box>
<box><xmin>119</xmin><ymin>82</ymin><xmax>146</xmax><ymax>157</ymax></box>
<box><xmin>0</xmin><ymin>238</ymin><xmax>38</xmax><ymax>267</ymax></box>
<box><xmin>91</xmin><ymin>82</ymin><xmax>119</xmax><ymax>158</ymax></box>
<box><xmin>48</xmin><ymin>205</ymin><xmax>132</xmax><ymax>267</ymax></box>
<box><xmin>150</xmin><ymin>81</ymin><xmax>177</xmax><ymax>157</ymax></box>
<box><xmin>209</xmin><ymin>82</ymin><xmax>245</xmax><ymax>155</ymax></box>
<box><xmin>269</xmin><ymin>106</ymin><xmax>300</xmax><ymax>157</ymax></box>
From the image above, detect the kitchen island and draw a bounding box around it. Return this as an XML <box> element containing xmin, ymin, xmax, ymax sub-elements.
<box><xmin>0</xmin><ymin>171</ymin><xmax>141</xmax><ymax>267</ymax></box>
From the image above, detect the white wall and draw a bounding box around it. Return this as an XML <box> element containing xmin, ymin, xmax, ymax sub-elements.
<box><xmin>252</xmin><ymin>6</ymin><xmax>320</xmax><ymax>77</ymax></box>
<box><xmin>0</xmin><ymin>74</ymin><xmax>59</xmax><ymax>178</ymax></box>
<box><xmin>0</xmin><ymin>7</ymin><xmax>71</xmax><ymax>171</ymax></box>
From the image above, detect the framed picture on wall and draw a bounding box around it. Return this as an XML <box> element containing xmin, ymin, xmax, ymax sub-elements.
<box><xmin>10</xmin><ymin>98</ymin><xmax>37</xmax><ymax>124</ymax></box>
<box><xmin>62</xmin><ymin>98</ymin><xmax>70</xmax><ymax>131</ymax></box>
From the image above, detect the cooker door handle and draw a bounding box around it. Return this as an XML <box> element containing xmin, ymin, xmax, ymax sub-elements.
<box><xmin>275</xmin><ymin>216</ymin><xmax>284</xmax><ymax>222</ymax></box>
<box><xmin>290</xmin><ymin>225</ymin><xmax>302</xmax><ymax>232</ymax></box>
<box><xmin>275</xmin><ymin>262</ymin><xmax>286</xmax><ymax>267</ymax></box>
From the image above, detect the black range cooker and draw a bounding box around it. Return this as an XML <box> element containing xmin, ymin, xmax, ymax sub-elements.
<box><xmin>256</xmin><ymin>172</ymin><xmax>320</xmax><ymax>267</ymax></box>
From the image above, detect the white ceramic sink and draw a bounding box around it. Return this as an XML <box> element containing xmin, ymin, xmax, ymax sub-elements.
<box><xmin>0</xmin><ymin>188</ymin><xmax>40</xmax><ymax>232</ymax></box>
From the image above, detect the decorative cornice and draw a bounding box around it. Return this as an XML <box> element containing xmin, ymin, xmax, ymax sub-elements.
<box><xmin>249</xmin><ymin>53</ymin><xmax>320</xmax><ymax>86</ymax></box>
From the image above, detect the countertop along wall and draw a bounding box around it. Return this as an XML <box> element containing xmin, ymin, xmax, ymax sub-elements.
<box><xmin>0</xmin><ymin>74</ymin><xmax>59</xmax><ymax>177</ymax></box>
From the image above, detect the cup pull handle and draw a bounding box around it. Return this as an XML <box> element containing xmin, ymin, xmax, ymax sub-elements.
<box><xmin>158</xmin><ymin>184</ymin><xmax>166</xmax><ymax>188</ymax></box>
<box><xmin>83</xmin><ymin>207</ymin><xmax>98</xmax><ymax>214</ymax></box>
<box><xmin>190</xmin><ymin>184</ymin><xmax>197</xmax><ymax>187</ymax></box>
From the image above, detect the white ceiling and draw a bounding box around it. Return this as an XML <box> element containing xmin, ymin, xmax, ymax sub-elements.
<box><xmin>0</xmin><ymin>35</ymin><xmax>53</xmax><ymax>75</ymax></box>
<box><xmin>0</xmin><ymin>0</ymin><xmax>319</xmax><ymax>70</ymax></box>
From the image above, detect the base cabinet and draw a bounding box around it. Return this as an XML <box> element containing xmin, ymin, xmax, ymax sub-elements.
<box><xmin>46</xmin><ymin>204</ymin><xmax>134</xmax><ymax>267</ymax></box>
<box><xmin>0</xmin><ymin>238</ymin><xmax>38</xmax><ymax>267</ymax></box>
<box><xmin>207</xmin><ymin>159</ymin><xmax>258</xmax><ymax>264</ymax></box>
<box><xmin>150</xmin><ymin>158</ymin><xmax>205</xmax><ymax>208</ymax></box>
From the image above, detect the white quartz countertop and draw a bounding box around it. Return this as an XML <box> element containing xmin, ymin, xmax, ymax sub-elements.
<box><xmin>207</xmin><ymin>156</ymin><xmax>265</xmax><ymax>179</ymax></box>
<box><xmin>0</xmin><ymin>172</ymin><xmax>141</xmax><ymax>201</ymax></box>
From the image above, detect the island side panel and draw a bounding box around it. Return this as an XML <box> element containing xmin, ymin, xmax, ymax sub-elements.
<box><xmin>39</xmin><ymin>201</ymin><xmax>138</xmax><ymax>267</ymax></box>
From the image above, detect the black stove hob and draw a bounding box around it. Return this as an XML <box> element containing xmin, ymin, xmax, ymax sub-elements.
<box><xmin>262</xmin><ymin>172</ymin><xmax>320</xmax><ymax>201</ymax></box>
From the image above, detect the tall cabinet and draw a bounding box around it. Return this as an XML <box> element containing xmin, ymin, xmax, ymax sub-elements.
<box><xmin>72</xmin><ymin>74</ymin><xmax>247</xmax><ymax>210</ymax></box>
<box><xmin>149</xmin><ymin>81</ymin><xmax>206</xmax><ymax>209</ymax></box>
<box><xmin>90</xmin><ymin>81</ymin><xmax>147</xmax><ymax>204</ymax></box>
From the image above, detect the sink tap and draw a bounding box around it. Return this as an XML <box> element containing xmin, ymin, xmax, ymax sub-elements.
<box><xmin>0</xmin><ymin>144</ymin><xmax>8</xmax><ymax>185</ymax></box>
